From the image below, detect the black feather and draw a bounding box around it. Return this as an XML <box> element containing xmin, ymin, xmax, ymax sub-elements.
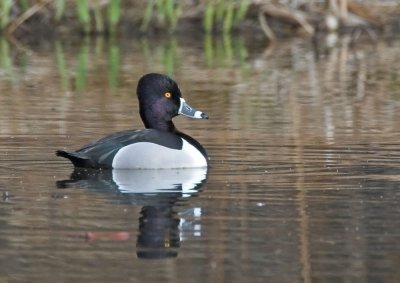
<box><xmin>56</xmin><ymin>150</ymin><xmax>94</xmax><ymax>168</ymax></box>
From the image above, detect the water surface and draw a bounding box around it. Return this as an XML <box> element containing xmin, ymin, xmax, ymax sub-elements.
<box><xmin>0</xmin><ymin>35</ymin><xmax>400</xmax><ymax>282</ymax></box>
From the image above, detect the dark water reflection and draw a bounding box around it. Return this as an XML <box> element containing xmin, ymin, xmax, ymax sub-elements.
<box><xmin>57</xmin><ymin>168</ymin><xmax>207</xmax><ymax>259</ymax></box>
<box><xmin>0</xmin><ymin>34</ymin><xmax>400</xmax><ymax>282</ymax></box>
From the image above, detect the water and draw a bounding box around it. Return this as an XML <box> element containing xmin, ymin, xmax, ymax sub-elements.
<box><xmin>1</xmin><ymin>34</ymin><xmax>400</xmax><ymax>282</ymax></box>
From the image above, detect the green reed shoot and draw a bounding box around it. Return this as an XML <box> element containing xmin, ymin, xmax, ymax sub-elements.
<box><xmin>19</xmin><ymin>0</ymin><xmax>29</xmax><ymax>12</ymax></box>
<box><xmin>169</xmin><ymin>2</ymin><xmax>181</xmax><ymax>32</ymax></box>
<box><xmin>141</xmin><ymin>0</ymin><xmax>181</xmax><ymax>32</ymax></box>
<box><xmin>76</xmin><ymin>0</ymin><xmax>90</xmax><ymax>34</ymax></box>
<box><xmin>94</xmin><ymin>5</ymin><xmax>104</xmax><ymax>33</ymax></box>
<box><xmin>55</xmin><ymin>0</ymin><xmax>66</xmax><ymax>21</ymax></box>
<box><xmin>155</xmin><ymin>0</ymin><xmax>166</xmax><ymax>24</ymax></box>
<box><xmin>204</xmin><ymin>2</ymin><xmax>215</xmax><ymax>33</ymax></box>
<box><xmin>203</xmin><ymin>0</ymin><xmax>250</xmax><ymax>34</ymax></box>
<box><xmin>75</xmin><ymin>0</ymin><xmax>121</xmax><ymax>34</ymax></box>
<box><xmin>1</xmin><ymin>0</ymin><xmax>12</xmax><ymax>30</ymax></box>
<box><xmin>223</xmin><ymin>0</ymin><xmax>234</xmax><ymax>34</ymax></box>
<box><xmin>164</xmin><ymin>0</ymin><xmax>174</xmax><ymax>22</ymax></box>
<box><xmin>141</xmin><ymin>0</ymin><xmax>155</xmax><ymax>32</ymax></box>
<box><xmin>107</xmin><ymin>0</ymin><xmax>121</xmax><ymax>34</ymax></box>
<box><xmin>163</xmin><ymin>0</ymin><xmax>180</xmax><ymax>31</ymax></box>
<box><xmin>234</xmin><ymin>0</ymin><xmax>249</xmax><ymax>23</ymax></box>
<box><xmin>216</xmin><ymin>0</ymin><xmax>225</xmax><ymax>21</ymax></box>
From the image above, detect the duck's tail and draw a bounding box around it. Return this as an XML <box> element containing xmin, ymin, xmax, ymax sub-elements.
<box><xmin>56</xmin><ymin>150</ymin><xmax>91</xmax><ymax>168</ymax></box>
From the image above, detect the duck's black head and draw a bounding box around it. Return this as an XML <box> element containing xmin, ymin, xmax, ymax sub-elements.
<box><xmin>137</xmin><ymin>73</ymin><xmax>208</xmax><ymax>132</ymax></box>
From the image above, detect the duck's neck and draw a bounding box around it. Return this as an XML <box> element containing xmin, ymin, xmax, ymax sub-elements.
<box><xmin>141</xmin><ymin>113</ymin><xmax>177</xmax><ymax>132</ymax></box>
<box><xmin>149</xmin><ymin>120</ymin><xmax>177</xmax><ymax>132</ymax></box>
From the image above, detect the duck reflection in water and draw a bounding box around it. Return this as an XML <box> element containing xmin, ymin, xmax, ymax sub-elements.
<box><xmin>57</xmin><ymin>167</ymin><xmax>207</xmax><ymax>259</ymax></box>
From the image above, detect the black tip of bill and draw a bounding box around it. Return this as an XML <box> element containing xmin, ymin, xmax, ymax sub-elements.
<box><xmin>200</xmin><ymin>112</ymin><xmax>208</xmax><ymax>119</ymax></box>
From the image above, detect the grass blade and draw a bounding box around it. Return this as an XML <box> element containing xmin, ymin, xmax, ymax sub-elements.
<box><xmin>223</xmin><ymin>0</ymin><xmax>234</xmax><ymax>34</ymax></box>
<box><xmin>76</xmin><ymin>0</ymin><xmax>90</xmax><ymax>33</ymax></box>
<box><xmin>216</xmin><ymin>0</ymin><xmax>225</xmax><ymax>22</ymax></box>
<box><xmin>94</xmin><ymin>5</ymin><xmax>104</xmax><ymax>33</ymax></box>
<box><xmin>234</xmin><ymin>0</ymin><xmax>249</xmax><ymax>23</ymax></box>
<box><xmin>165</xmin><ymin>0</ymin><xmax>174</xmax><ymax>24</ymax></box>
<box><xmin>1</xmin><ymin>0</ymin><xmax>13</xmax><ymax>29</ymax></box>
<box><xmin>203</xmin><ymin>1</ymin><xmax>215</xmax><ymax>33</ymax></box>
<box><xmin>108</xmin><ymin>0</ymin><xmax>121</xmax><ymax>34</ymax></box>
<box><xmin>19</xmin><ymin>0</ymin><xmax>29</xmax><ymax>12</ymax></box>
<box><xmin>141</xmin><ymin>0</ymin><xmax>155</xmax><ymax>32</ymax></box>
<box><xmin>55</xmin><ymin>0</ymin><xmax>66</xmax><ymax>21</ymax></box>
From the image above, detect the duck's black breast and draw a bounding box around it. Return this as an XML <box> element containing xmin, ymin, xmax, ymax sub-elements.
<box><xmin>57</xmin><ymin>129</ymin><xmax>184</xmax><ymax>169</ymax></box>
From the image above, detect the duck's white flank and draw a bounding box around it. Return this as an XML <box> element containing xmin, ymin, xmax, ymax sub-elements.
<box><xmin>112</xmin><ymin>138</ymin><xmax>207</xmax><ymax>169</ymax></box>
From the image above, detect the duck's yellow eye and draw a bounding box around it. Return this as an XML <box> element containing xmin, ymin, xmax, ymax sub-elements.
<box><xmin>164</xmin><ymin>92</ymin><xmax>172</xmax><ymax>99</ymax></box>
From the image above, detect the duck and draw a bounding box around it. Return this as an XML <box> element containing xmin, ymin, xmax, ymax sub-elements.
<box><xmin>56</xmin><ymin>73</ymin><xmax>209</xmax><ymax>169</ymax></box>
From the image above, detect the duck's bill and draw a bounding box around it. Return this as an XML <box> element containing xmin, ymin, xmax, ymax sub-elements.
<box><xmin>179</xmin><ymin>98</ymin><xmax>208</xmax><ymax>119</ymax></box>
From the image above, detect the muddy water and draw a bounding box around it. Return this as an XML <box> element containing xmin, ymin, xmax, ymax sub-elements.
<box><xmin>0</xmin><ymin>35</ymin><xmax>400</xmax><ymax>282</ymax></box>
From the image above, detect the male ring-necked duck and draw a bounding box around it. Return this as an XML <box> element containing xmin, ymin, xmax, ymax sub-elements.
<box><xmin>56</xmin><ymin>73</ymin><xmax>209</xmax><ymax>169</ymax></box>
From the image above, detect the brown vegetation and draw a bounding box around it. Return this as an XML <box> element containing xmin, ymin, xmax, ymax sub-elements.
<box><xmin>0</xmin><ymin>0</ymin><xmax>399</xmax><ymax>39</ymax></box>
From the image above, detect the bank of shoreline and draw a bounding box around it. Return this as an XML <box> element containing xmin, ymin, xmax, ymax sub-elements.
<box><xmin>0</xmin><ymin>1</ymin><xmax>398</xmax><ymax>42</ymax></box>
